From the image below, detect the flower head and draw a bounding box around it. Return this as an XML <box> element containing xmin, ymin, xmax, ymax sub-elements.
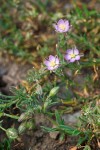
<box><xmin>65</xmin><ymin>48</ymin><xmax>80</xmax><ymax>62</ymax></box>
<box><xmin>54</xmin><ymin>19</ymin><xmax>70</xmax><ymax>33</ymax></box>
<box><xmin>44</xmin><ymin>55</ymin><xmax>59</xmax><ymax>71</ymax></box>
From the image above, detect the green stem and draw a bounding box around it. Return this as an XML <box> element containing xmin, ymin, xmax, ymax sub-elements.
<box><xmin>3</xmin><ymin>113</ymin><xmax>19</xmax><ymax>120</ymax></box>
<box><xmin>56</xmin><ymin>43</ymin><xmax>61</xmax><ymax>58</ymax></box>
<box><xmin>0</xmin><ymin>126</ymin><xmax>6</xmax><ymax>132</ymax></box>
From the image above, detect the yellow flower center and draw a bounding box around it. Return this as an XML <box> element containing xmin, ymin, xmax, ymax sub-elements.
<box><xmin>59</xmin><ymin>24</ymin><xmax>66</xmax><ymax>30</ymax></box>
<box><xmin>70</xmin><ymin>53</ymin><xmax>76</xmax><ymax>58</ymax></box>
<box><xmin>50</xmin><ymin>61</ymin><xmax>56</xmax><ymax>67</ymax></box>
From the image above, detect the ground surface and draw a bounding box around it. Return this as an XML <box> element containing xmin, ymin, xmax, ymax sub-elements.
<box><xmin>0</xmin><ymin>0</ymin><xmax>99</xmax><ymax>150</ymax></box>
<box><xmin>0</xmin><ymin>55</ymin><xmax>99</xmax><ymax>150</ymax></box>
<box><xmin>0</xmin><ymin>56</ymin><xmax>78</xmax><ymax>150</ymax></box>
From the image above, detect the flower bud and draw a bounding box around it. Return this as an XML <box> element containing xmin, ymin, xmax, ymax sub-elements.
<box><xmin>36</xmin><ymin>84</ymin><xmax>43</xmax><ymax>95</ymax></box>
<box><xmin>18</xmin><ymin>122</ymin><xmax>27</xmax><ymax>134</ymax></box>
<box><xmin>49</xmin><ymin>87</ymin><xmax>59</xmax><ymax>97</ymax></box>
<box><xmin>18</xmin><ymin>111</ymin><xmax>33</xmax><ymax>122</ymax></box>
<box><xmin>44</xmin><ymin>101</ymin><xmax>50</xmax><ymax>110</ymax></box>
<box><xmin>18</xmin><ymin>113</ymin><xmax>26</xmax><ymax>122</ymax></box>
<box><xmin>6</xmin><ymin>128</ymin><xmax>18</xmax><ymax>139</ymax></box>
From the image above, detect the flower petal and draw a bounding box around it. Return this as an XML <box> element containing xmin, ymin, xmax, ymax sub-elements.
<box><xmin>69</xmin><ymin>58</ymin><xmax>76</xmax><ymax>62</ymax></box>
<box><xmin>47</xmin><ymin>66</ymin><xmax>54</xmax><ymax>70</ymax></box>
<box><xmin>49</xmin><ymin>55</ymin><xmax>55</xmax><ymax>61</ymax></box>
<box><xmin>75</xmin><ymin>55</ymin><xmax>80</xmax><ymax>60</ymax></box>
<box><xmin>44</xmin><ymin>60</ymin><xmax>50</xmax><ymax>66</ymax></box>
<box><xmin>65</xmin><ymin>54</ymin><xmax>71</xmax><ymax>61</ymax></box>
<box><xmin>57</xmin><ymin>19</ymin><xmax>64</xmax><ymax>25</ymax></box>
<box><xmin>64</xmin><ymin>20</ymin><xmax>70</xmax><ymax>31</ymax></box>
<box><xmin>65</xmin><ymin>20</ymin><xmax>69</xmax><ymax>26</ymax></box>
<box><xmin>66</xmin><ymin>49</ymin><xmax>73</xmax><ymax>54</ymax></box>
<box><xmin>73</xmin><ymin>48</ymin><xmax>79</xmax><ymax>55</ymax></box>
<box><xmin>55</xmin><ymin>57</ymin><xmax>59</xmax><ymax>64</ymax></box>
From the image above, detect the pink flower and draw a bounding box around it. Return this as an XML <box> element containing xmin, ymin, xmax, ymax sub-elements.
<box><xmin>53</xmin><ymin>19</ymin><xmax>70</xmax><ymax>33</ymax></box>
<box><xmin>44</xmin><ymin>55</ymin><xmax>59</xmax><ymax>71</ymax></box>
<box><xmin>65</xmin><ymin>48</ymin><xmax>81</xmax><ymax>62</ymax></box>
